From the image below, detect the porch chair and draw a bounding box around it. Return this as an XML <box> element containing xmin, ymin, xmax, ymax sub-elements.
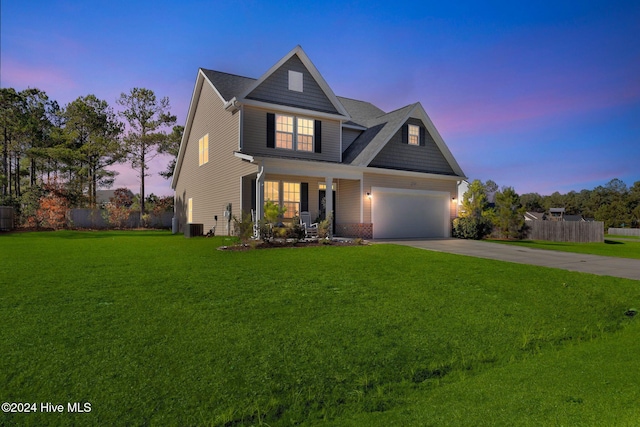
<box><xmin>299</xmin><ymin>211</ymin><xmax>318</xmax><ymax>238</ymax></box>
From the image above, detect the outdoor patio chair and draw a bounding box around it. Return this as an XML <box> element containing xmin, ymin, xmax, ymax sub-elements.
<box><xmin>300</xmin><ymin>211</ymin><xmax>318</xmax><ymax>237</ymax></box>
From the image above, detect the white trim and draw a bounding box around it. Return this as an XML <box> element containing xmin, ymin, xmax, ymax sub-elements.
<box><xmin>360</xmin><ymin>179</ymin><xmax>364</xmax><ymax>223</ymax></box>
<box><xmin>171</xmin><ymin>71</ymin><xmax>205</xmax><ymax>189</ymax></box>
<box><xmin>234</xmin><ymin>152</ymin><xmax>255</xmax><ymax>162</ymax></box>
<box><xmin>247</xmin><ymin>155</ymin><xmax>463</xmax><ymax>181</ymax></box>
<box><xmin>238</xmin><ymin>105</ymin><xmax>243</xmax><ymax>151</ymax></box>
<box><xmin>339</xmin><ymin>122</ymin><xmax>343</xmax><ymax>161</ymax></box>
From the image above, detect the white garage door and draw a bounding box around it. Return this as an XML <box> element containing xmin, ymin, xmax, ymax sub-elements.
<box><xmin>372</xmin><ymin>187</ymin><xmax>450</xmax><ymax>239</ymax></box>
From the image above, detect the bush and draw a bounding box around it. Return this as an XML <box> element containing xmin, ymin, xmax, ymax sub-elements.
<box><xmin>452</xmin><ymin>216</ymin><xmax>493</xmax><ymax>240</ymax></box>
<box><xmin>318</xmin><ymin>213</ymin><xmax>332</xmax><ymax>238</ymax></box>
<box><xmin>288</xmin><ymin>216</ymin><xmax>306</xmax><ymax>239</ymax></box>
<box><xmin>104</xmin><ymin>188</ymin><xmax>133</xmax><ymax>229</ymax></box>
<box><xmin>233</xmin><ymin>211</ymin><xmax>254</xmax><ymax>241</ymax></box>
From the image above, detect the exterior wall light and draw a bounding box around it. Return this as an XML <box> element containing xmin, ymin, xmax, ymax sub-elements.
<box><xmin>366</xmin><ymin>192</ymin><xmax>372</xmax><ymax>199</ymax></box>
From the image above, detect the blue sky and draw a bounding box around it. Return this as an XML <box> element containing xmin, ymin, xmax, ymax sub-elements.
<box><xmin>2</xmin><ymin>0</ymin><xmax>639</xmax><ymax>197</ymax></box>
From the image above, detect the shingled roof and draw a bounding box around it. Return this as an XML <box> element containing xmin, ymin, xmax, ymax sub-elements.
<box><xmin>198</xmin><ymin>66</ymin><xmax>463</xmax><ymax>176</ymax></box>
<box><xmin>201</xmin><ymin>69</ymin><xmax>256</xmax><ymax>101</ymax></box>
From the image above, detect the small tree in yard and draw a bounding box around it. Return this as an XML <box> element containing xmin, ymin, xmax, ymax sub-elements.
<box><xmin>259</xmin><ymin>200</ymin><xmax>286</xmax><ymax>240</ymax></box>
<box><xmin>493</xmin><ymin>186</ymin><xmax>527</xmax><ymax>239</ymax></box>
<box><xmin>454</xmin><ymin>179</ymin><xmax>493</xmax><ymax>239</ymax></box>
<box><xmin>24</xmin><ymin>180</ymin><xmax>69</xmax><ymax>229</ymax></box>
<box><xmin>105</xmin><ymin>187</ymin><xmax>133</xmax><ymax>229</ymax></box>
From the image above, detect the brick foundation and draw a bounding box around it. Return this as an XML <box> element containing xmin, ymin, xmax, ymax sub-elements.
<box><xmin>336</xmin><ymin>223</ymin><xmax>373</xmax><ymax>239</ymax></box>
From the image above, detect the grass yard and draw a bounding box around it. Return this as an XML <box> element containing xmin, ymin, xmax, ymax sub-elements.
<box><xmin>491</xmin><ymin>238</ymin><xmax>640</xmax><ymax>259</ymax></box>
<box><xmin>1</xmin><ymin>231</ymin><xmax>639</xmax><ymax>426</ymax></box>
<box><xmin>607</xmin><ymin>234</ymin><xmax>640</xmax><ymax>240</ymax></box>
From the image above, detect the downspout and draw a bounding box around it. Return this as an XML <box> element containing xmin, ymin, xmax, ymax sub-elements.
<box><xmin>255</xmin><ymin>163</ymin><xmax>265</xmax><ymax>238</ymax></box>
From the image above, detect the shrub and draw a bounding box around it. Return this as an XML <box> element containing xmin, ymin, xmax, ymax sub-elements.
<box><xmin>288</xmin><ymin>215</ymin><xmax>306</xmax><ymax>239</ymax></box>
<box><xmin>318</xmin><ymin>213</ymin><xmax>332</xmax><ymax>238</ymax></box>
<box><xmin>258</xmin><ymin>220</ymin><xmax>272</xmax><ymax>241</ymax></box>
<box><xmin>104</xmin><ymin>188</ymin><xmax>133</xmax><ymax>229</ymax></box>
<box><xmin>233</xmin><ymin>211</ymin><xmax>254</xmax><ymax>242</ymax></box>
<box><xmin>452</xmin><ymin>216</ymin><xmax>493</xmax><ymax>240</ymax></box>
<box><xmin>35</xmin><ymin>193</ymin><xmax>69</xmax><ymax>229</ymax></box>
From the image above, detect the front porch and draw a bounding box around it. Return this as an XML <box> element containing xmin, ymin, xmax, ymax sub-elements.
<box><xmin>241</xmin><ymin>171</ymin><xmax>373</xmax><ymax>239</ymax></box>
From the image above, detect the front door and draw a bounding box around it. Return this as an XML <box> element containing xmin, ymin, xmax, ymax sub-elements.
<box><xmin>319</xmin><ymin>187</ymin><xmax>336</xmax><ymax>234</ymax></box>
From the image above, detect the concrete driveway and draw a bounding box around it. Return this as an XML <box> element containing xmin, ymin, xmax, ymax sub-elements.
<box><xmin>377</xmin><ymin>239</ymin><xmax>640</xmax><ymax>281</ymax></box>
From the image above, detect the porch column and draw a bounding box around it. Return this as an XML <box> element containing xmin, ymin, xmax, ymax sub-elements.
<box><xmin>255</xmin><ymin>165</ymin><xmax>265</xmax><ymax>237</ymax></box>
<box><xmin>325</xmin><ymin>176</ymin><xmax>333</xmax><ymax>237</ymax></box>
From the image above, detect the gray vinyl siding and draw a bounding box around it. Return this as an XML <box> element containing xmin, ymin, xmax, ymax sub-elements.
<box><xmin>369</xmin><ymin>118</ymin><xmax>456</xmax><ymax>175</ymax></box>
<box><xmin>342</xmin><ymin>128</ymin><xmax>363</xmax><ymax>153</ymax></box>
<box><xmin>242</xmin><ymin>106</ymin><xmax>341</xmax><ymax>162</ymax></box>
<box><xmin>336</xmin><ymin>179</ymin><xmax>361</xmax><ymax>224</ymax></box>
<box><xmin>246</xmin><ymin>55</ymin><xmax>339</xmax><ymax>114</ymax></box>
<box><xmin>362</xmin><ymin>173</ymin><xmax>457</xmax><ymax>224</ymax></box>
<box><xmin>174</xmin><ymin>81</ymin><xmax>257</xmax><ymax>233</ymax></box>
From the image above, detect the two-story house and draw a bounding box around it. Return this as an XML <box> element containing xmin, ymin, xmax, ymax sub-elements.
<box><xmin>171</xmin><ymin>46</ymin><xmax>466</xmax><ymax>239</ymax></box>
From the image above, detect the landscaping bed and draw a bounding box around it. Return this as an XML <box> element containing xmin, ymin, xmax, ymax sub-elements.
<box><xmin>218</xmin><ymin>237</ymin><xmax>366</xmax><ymax>251</ymax></box>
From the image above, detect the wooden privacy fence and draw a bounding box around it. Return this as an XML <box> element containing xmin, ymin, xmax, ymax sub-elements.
<box><xmin>69</xmin><ymin>209</ymin><xmax>172</xmax><ymax>229</ymax></box>
<box><xmin>0</xmin><ymin>206</ymin><xmax>15</xmax><ymax>230</ymax></box>
<box><xmin>526</xmin><ymin>221</ymin><xmax>604</xmax><ymax>243</ymax></box>
<box><xmin>608</xmin><ymin>228</ymin><xmax>640</xmax><ymax>237</ymax></box>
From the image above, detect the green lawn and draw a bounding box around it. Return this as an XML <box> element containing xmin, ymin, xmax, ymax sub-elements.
<box><xmin>607</xmin><ymin>234</ymin><xmax>640</xmax><ymax>240</ymax></box>
<box><xmin>1</xmin><ymin>231</ymin><xmax>639</xmax><ymax>426</ymax></box>
<box><xmin>491</xmin><ymin>238</ymin><xmax>640</xmax><ymax>259</ymax></box>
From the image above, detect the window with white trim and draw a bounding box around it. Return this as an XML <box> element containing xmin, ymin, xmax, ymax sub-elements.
<box><xmin>296</xmin><ymin>118</ymin><xmax>314</xmax><ymax>152</ymax></box>
<box><xmin>265</xmin><ymin>181</ymin><xmax>279</xmax><ymax>203</ymax></box>
<box><xmin>187</xmin><ymin>198</ymin><xmax>193</xmax><ymax>223</ymax></box>
<box><xmin>275</xmin><ymin>114</ymin><xmax>314</xmax><ymax>151</ymax></box>
<box><xmin>198</xmin><ymin>134</ymin><xmax>209</xmax><ymax>165</ymax></box>
<box><xmin>276</xmin><ymin>115</ymin><xmax>294</xmax><ymax>149</ymax></box>
<box><xmin>408</xmin><ymin>124</ymin><xmax>419</xmax><ymax>146</ymax></box>
<box><xmin>282</xmin><ymin>182</ymin><xmax>300</xmax><ymax>218</ymax></box>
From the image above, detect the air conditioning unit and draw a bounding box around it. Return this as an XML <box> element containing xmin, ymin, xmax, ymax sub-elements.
<box><xmin>184</xmin><ymin>223</ymin><xmax>203</xmax><ymax>238</ymax></box>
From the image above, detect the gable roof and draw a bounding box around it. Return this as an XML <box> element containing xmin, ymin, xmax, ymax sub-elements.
<box><xmin>342</xmin><ymin>103</ymin><xmax>415</xmax><ymax>164</ymax></box>
<box><xmin>172</xmin><ymin>47</ymin><xmax>466</xmax><ymax>188</ymax></box>
<box><xmin>200</xmin><ymin>69</ymin><xmax>255</xmax><ymax>102</ymax></box>
<box><xmin>341</xmin><ymin>101</ymin><xmax>465</xmax><ymax>177</ymax></box>
<box><xmin>236</xmin><ymin>46</ymin><xmax>350</xmax><ymax>118</ymax></box>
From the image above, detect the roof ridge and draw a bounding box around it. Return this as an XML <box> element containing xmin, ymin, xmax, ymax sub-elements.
<box><xmin>381</xmin><ymin>102</ymin><xmax>417</xmax><ymax>116</ymax></box>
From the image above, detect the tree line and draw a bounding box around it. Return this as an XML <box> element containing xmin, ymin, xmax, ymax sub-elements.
<box><xmin>0</xmin><ymin>87</ymin><xmax>183</xmax><ymax>225</ymax></box>
<box><xmin>455</xmin><ymin>178</ymin><xmax>640</xmax><ymax>240</ymax></box>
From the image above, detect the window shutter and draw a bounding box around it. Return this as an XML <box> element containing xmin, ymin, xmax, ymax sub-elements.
<box><xmin>300</xmin><ymin>182</ymin><xmax>309</xmax><ymax>212</ymax></box>
<box><xmin>419</xmin><ymin>127</ymin><xmax>426</xmax><ymax>146</ymax></box>
<box><xmin>266</xmin><ymin>113</ymin><xmax>275</xmax><ymax>148</ymax></box>
<box><xmin>314</xmin><ymin>120</ymin><xmax>322</xmax><ymax>153</ymax></box>
<box><xmin>402</xmin><ymin>124</ymin><xmax>408</xmax><ymax>144</ymax></box>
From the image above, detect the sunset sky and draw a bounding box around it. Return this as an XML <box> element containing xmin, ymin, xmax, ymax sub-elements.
<box><xmin>2</xmin><ymin>0</ymin><xmax>639</xmax><ymax>197</ymax></box>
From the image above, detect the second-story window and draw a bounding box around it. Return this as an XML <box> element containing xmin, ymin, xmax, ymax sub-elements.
<box><xmin>276</xmin><ymin>115</ymin><xmax>294</xmax><ymax>149</ymax></box>
<box><xmin>408</xmin><ymin>124</ymin><xmax>420</xmax><ymax>146</ymax></box>
<box><xmin>296</xmin><ymin>118</ymin><xmax>314</xmax><ymax>152</ymax></box>
<box><xmin>268</xmin><ymin>113</ymin><xmax>321</xmax><ymax>153</ymax></box>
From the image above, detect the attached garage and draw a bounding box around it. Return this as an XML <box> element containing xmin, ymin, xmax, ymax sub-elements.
<box><xmin>371</xmin><ymin>187</ymin><xmax>450</xmax><ymax>239</ymax></box>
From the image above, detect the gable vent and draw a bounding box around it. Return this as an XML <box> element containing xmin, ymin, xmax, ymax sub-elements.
<box><xmin>288</xmin><ymin>70</ymin><xmax>303</xmax><ymax>92</ymax></box>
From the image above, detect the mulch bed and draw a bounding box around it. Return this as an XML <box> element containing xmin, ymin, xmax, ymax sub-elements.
<box><xmin>218</xmin><ymin>238</ymin><xmax>366</xmax><ymax>251</ymax></box>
